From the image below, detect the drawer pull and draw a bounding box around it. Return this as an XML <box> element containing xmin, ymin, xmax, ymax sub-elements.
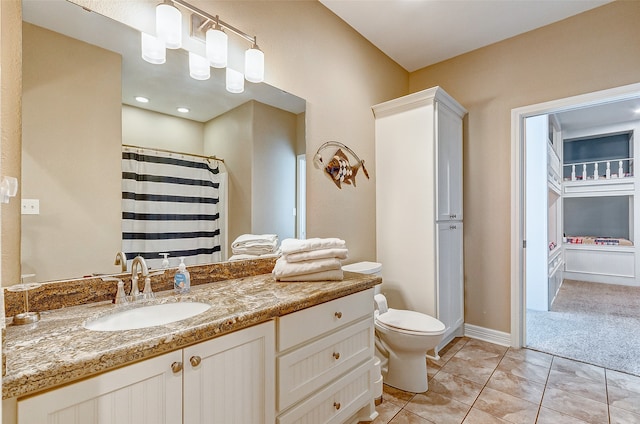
<box><xmin>333</xmin><ymin>352</ymin><xmax>340</xmax><ymax>360</ymax></box>
<box><xmin>190</xmin><ymin>356</ymin><xmax>202</xmax><ymax>367</ymax></box>
<box><xmin>334</xmin><ymin>311</ymin><xmax>343</xmax><ymax>319</ymax></box>
<box><xmin>171</xmin><ymin>361</ymin><xmax>183</xmax><ymax>373</ymax></box>
<box><xmin>333</xmin><ymin>402</ymin><xmax>341</xmax><ymax>410</ymax></box>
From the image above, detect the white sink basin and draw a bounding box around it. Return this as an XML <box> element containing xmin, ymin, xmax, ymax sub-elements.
<box><xmin>84</xmin><ymin>302</ymin><xmax>211</xmax><ymax>331</ymax></box>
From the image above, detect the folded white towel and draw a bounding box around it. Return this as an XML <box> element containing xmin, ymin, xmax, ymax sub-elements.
<box><xmin>277</xmin><ymin>268</ymin><xmax>344</xmax><ymax>282</ymax></box>
<box><xmin>272</xmin><ymin>256</ymin><xmax>342</xmax><ymax>278</ymax></box>
<box><xmin>284</xmin><ymin>248</ymin><xmax>348</xmax><ymax>263</ymax></box>
<box><xmin>280</xmin><ymin>238</ymin><xmax>346</xmax><ymax>255</ymax></box>
<box><xmin>228</xmin><ymin>251</ymin><xmax>281</xmax><ymax>262</ymax></box>
<box><xmin>231</xmin><ymin>234</ymin><xmax>278</xmax><ymax>255</ymax></box>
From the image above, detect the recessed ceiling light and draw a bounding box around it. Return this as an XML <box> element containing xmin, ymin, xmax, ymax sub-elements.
<box><xmin>135</xmin><ymin>96</ymin><xmax>149</xmax><ymax>103</ymax></box>
<box><xmin>177</xmin><ymin>107</ymin><xmax>190</xmax><ymax>113</ymax></box>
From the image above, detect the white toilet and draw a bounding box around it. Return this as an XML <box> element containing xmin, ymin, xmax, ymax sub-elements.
<box><xmin>342</xmin><ymin>261</ymin><xmax>445</xmax><ymax>393</ymax></box>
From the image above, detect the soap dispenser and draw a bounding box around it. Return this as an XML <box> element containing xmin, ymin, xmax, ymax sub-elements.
<box><xmin>159</xmin><ymin>253</ymin><xmax>170</xmax><ymax>269</ymax></box>
<box><xmin>174</xmin><ymin>257</ymin><xmax>191</xmax><ymax>294</ymax></box>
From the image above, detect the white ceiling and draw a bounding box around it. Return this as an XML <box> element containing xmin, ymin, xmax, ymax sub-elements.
<box><xmin>320</xmin><ymin>0</ymin><xmax>614</xmax><ymax>72</ymax></box>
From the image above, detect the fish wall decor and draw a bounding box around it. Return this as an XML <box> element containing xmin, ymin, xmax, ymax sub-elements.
<box><xmin>313</xmin><ymin>141</ymin><xmax>369</xmax><ymax>189</ymax></box>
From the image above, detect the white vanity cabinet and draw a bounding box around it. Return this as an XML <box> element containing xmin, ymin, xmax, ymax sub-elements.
<box><xmin>16</xmin><ymin>321</ymin><xmax>275</xmax><ymax>424</ymax></box>
<box><xmin>276</xmin><ymin>288</ymin><xmax>378</xmax><ymax>424</ymax></box>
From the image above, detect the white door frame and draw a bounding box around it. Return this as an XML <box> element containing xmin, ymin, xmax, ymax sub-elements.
<box><xmin>510</xmin><ymin>82</ymin><xmax>640</xmax><ymax>347</ymax></box>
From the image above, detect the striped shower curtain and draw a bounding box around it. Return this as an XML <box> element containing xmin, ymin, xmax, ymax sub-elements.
<box><xmin>121</xmin><ymin>146</ymin><xmax>227</xmax><ymax>269</ymax></box>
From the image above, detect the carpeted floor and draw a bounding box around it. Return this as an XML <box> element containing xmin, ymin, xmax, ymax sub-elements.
<box><xmin>526</xmin><ymin>279</ymin><xmax>640</xmax><ymax>376</ymax></box>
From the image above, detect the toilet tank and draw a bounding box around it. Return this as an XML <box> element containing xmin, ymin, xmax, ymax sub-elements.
<box><xmin>342</xmin><ymin>262</ymin><xmax>383</xmax><ymax>294</ymax></box>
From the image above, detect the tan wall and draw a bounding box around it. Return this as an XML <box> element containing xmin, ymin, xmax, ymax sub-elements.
<box><xmin>64</xmin><ymin>0</ymin><xmax>409</xmax><ymax>266</ymax></box>
<box><xmin>409</xmin><ymin>0</ymin><xmax>640</xmax><ymax>333</ymax></box>
<box><xmin>21</xmin><ymin>23</ymin><xmax>122</xmax><ymax>283</ymax></box>
<box><xmin>122</xmin><ymin>104</ymin><xmax>205</xmax><ymax>154</ymax></box>
<box><xmin>0</xmin><ymin>0</ymin><xmax>22</xmax><ymax>286</ymax></box>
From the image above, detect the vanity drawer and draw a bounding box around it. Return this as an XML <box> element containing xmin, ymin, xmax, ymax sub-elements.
<box><xmin>277</xmin><ymin>288</ymin><xmax>374</xmax><ymax>351</ymax></box>
<box><xmin>277</xmin><ymin>317</ymin><xmax>373</xmax><ymax>411</ymax></box>
<box><xmin>276</xmin><ymin>360</ymin><xmax>373</xmax><ymax>424</ymax></box>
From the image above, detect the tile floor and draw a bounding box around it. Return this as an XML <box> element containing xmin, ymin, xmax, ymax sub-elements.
<box><xmin>372</xmin><ymin>337</ymin><xmax>640</xmax><ymax>424</ymax></box>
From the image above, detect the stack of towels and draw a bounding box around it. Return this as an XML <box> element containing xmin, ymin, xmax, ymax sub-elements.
<box><xmin>229</xmin><ymin>234</ymin><xmax>280</xmax><ymax>261</ymax></box>
<box><xmin>273</xmin><ymin>238</ymin><xmax>348</xmax><ymax>281</ymax></box>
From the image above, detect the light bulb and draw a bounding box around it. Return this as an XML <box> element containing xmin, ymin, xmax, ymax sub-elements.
<box><xmin>141</xmin><ymin>32</ymin><xmax>166</xmax><ymax>64</ymax></box>
<box><xmin>156</xmin><ymin>2</ymin><xmax>182</xmax><ymax>49</ymax></box>
<box><xmin>245</xmin><ymin>45</ymin><xmax>264</xmax><ymax>83</ymax></box>
<box><xmin>206</xmin><ymin>27</ymin><xmax>227</xmax><ymax>68</ymax></box>
<box><xmin>226</xmin><ymin>68</ymin><xmax>244</xmax><ymax>94</ymax></box>
<box><xmin>189</xmin><ymin>52</ymin><xmax>210</xmax><ymax>80</ymax></box>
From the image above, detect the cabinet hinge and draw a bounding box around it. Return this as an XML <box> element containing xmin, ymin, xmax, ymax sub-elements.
<box><xmin>523</xmin><ymin>240</ymin><xmax>527</xmax><ymax>248</ymax></box>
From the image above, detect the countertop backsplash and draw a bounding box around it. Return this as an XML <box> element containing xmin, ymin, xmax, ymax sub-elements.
<box><xmin>3</xmin><ymin>258</ymin><xmax>277</xmax><ymax>317</ymax></box>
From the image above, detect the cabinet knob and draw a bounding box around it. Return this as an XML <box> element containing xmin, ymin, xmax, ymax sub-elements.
<box><xmin>190</xmin><ymin>356</ymin><xmax>202</xmax><ymax>367</ymax></box>
<box><xmin>333</xmin><ymin>402</ymin><xmax>341</xmax><ymax>410</ymax></box>
<box><xmin>171</xmin><ymin>361</ymin><xmax>183</xmax><ymax>373</ymax></box>
<box><xmin>334</xmin><ymin>311</ymin><xmax>343</xmax><ymax>319</ymax></box>
<box><xmin>333</xmin><ymin>352</ymin><xmax>340</xmax><ymax>360</ymax></box>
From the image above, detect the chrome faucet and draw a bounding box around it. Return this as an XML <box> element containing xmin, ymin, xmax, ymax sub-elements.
<box><xmin>130</xmin><ymin>256</ymin><xmax>149</xmax><ymax>300</ymax></box>
<box><xmin>114</xmin><ymin>251</ymin><xmax>128</xmax><ymax>272</ymax></box>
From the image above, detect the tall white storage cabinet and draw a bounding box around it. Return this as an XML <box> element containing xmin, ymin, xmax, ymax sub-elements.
<box><xmin>372</xmin><ymin>86</ymin><xmax>467</xmax><ymax>353</ymax></box>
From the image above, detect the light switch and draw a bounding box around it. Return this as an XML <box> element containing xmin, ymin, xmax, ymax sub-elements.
<box><xmin>21</xmin><ymin>199</ymin><xmax>40</xmax><ymax>215</ymax></box>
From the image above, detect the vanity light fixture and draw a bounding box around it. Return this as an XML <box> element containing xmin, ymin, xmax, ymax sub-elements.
<box><xmin>226</xmin><ymin>68</ymin><xmax>245</xmax><ymax>94</ymax></box>
<box><xmin>141</xmin><ymin>0</ymin><xmax>265</xmax><ymax>91</ymax></box>
<box><xmin>141</xmin><ymin>32</ymin><xmax>166</xmax><ymax>65</ymax></box>
<box><xmin>206</xmin><ymin>17</ymin><xmax>228</xmax><ymax>68</ymax></box>
<box><xmin>156</xmin><ymin>0</ymin><xmax>182</xmax><ymax>49</ymax></box>
<box><xmin>135</xmin><ymin>96</ymin><xmax>150</xmax><ymax>103</ymax></box>
<box><xmin>188</xmin><ymin>52</ymin><xmax>210</xmax><ymax>80</ymax></box>
<box><xmin>244</xmin><ymin>37</ymin><xmax>264</xmax><ymax>83</ymax></box>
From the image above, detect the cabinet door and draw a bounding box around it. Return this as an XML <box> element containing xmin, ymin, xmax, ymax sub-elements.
<box><xmin>17</xmin><ymin>350</ymin><xmax>183</xmax><ymax>424</ymax></box>
<box><xmin>436</xmin><ymin>222</ymin><xmax>464</xmax><ymax>347</ymax></box>
<box><xmin>183</xmin><ymin>321</ymin><xmax>275</xmax><ymax>424</ymax></box>
<box><xmin>436</xmin><ymin>102</ymin><xmax>464</xmax><ymax>221</ymax></box>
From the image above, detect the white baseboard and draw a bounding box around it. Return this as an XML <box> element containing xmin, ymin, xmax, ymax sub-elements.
<box><xmin>464</xmin><ymin>323</ymin><xmax>511</xmax><ymax>347</ymax></box>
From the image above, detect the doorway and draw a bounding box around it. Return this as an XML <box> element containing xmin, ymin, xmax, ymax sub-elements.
<box><xmin>510</xmin><ymin>82</ymin><xmax>640</xmax><ymax>351</ymax></box>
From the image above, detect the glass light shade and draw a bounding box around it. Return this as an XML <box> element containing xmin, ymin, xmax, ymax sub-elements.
<box><xmin>226</xmin><ymin>68</ymin><xmax>244</xmax><ymax>94</ymax></box>
<box><xmin>206</xmin><ymin>28</ymin><xmax>228</xmax><ymax>68</ymax></box>
<box><xmin>189</xmin><ymin>52</ymin><xmax>210</xmax><ymax>80</ymax></box>
<box><xmin>244</xmin><ymin>47</ymin><xmax>264</xmax><ymax>83</ymax></box>
<box><xmin>156</xmin><ymin>3</ymin><xmax>182</xmax><ymax>49</ymax></box>
<box><xmin>141</xmin><ymin>32</ymin><xmax>166</xmax><ymax>64</ymax></box>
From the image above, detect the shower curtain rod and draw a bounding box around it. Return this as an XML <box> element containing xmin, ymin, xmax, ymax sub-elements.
<box><xmin>123</xmin><ymin>144</ymin><xmax>224</xmax><ymax>163</ymax></box>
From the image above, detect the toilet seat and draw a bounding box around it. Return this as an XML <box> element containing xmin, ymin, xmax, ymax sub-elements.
<box><xmin>376</xmin><ymin>309</ymin><xmax>445</xmax><ymax>335</ymax></box>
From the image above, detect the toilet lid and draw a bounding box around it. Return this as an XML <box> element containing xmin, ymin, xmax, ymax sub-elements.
<box><xmin>377</xmin><ymin>309</ymin><xmax>445</xmax><ymax>334</ymax></box>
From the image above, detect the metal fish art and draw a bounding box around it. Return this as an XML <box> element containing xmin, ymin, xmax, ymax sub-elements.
<box><xmin>324</xmin><ymin>148</ymin><xmax>369</xmax><ymax>189</ymax></box>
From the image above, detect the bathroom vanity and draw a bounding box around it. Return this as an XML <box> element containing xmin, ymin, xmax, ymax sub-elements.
<box><xmin>2</xmin><ymin>271</ymin><xmax>380</xmax><ymax>424</ymax></box>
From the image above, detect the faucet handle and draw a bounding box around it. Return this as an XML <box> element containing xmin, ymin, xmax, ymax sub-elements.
<box><xmin>102</xmin><ymin>277</ymin><xmax>128</xmax><ymax>305</ymax></box>
<box><xmin>142</xmin><ymin>270</ymin><xmax>164</xmax><ymax>300</ymax></box>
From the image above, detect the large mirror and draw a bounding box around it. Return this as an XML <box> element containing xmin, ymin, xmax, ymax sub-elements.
<box><xmin>20</xmin><ymin>0</ymin><xmax>306</xmax><ymax>284</ymax></box>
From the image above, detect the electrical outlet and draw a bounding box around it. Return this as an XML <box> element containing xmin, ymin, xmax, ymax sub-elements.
<box><xmin>21</xmin><ymin>199</ymin><xmax>39</xmax><ymax>215</ymax></box>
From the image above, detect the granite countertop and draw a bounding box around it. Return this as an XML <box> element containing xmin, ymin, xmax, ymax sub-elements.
<box><xmin>3</xmin><ymin>272</ymin><xmax>380</xmax><ymax>400</ymax></box>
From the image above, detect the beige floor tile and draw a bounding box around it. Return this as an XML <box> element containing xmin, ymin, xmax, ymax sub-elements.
<box><xmin>462</xmin><ymin>407</ymin><xmax>510</xmax><ymax>423</ymax></box>
<box><xmin>609</xmin><ymin>385</ymin><xmax>640</xmax><ymax>415</ymax></box>
<box><xmin>474</xmin><ymin>387</ymin><xmax>539</xmax><ymax>424</ymax></box>
<box><xmin>373</xmin><ymin>400</ymin><xmax>404</xmax><ymax>424</ymax></box>
<box><xmin>436</xmin><ymin>337</ymin><xmax>469</xmax><ymax>363</ymax></box>
<box><xmin>541</xmin><ymin>386</ymin><xmax>608</xmax><ymax>424</ymax></box>
<box><xmin>427</xmin><ymin>358</ymin><xmax>443</xmax><ymax>381</ymax></box>
<box><xmin>547</xmin><ymin>368</ymin><xmax>607</xmax><ymax>403</ymax></box>
<box><xmin>551</xmin><ymin>356</ymin><xmax>606</xmax><ymax>383</ymax></box>
<box><xmin>496</xmin><ymin>356</ymin><xmax>551</xmax><ymax>385</ymax></box>
<box><xmin>388</xmin><ymin>409</ymin><xmax>436</xmax><ymax>424</ymax></box>
<box><xmin>609</xmin><ymin>405</ymin><xmax>640</xmax><ymax>424</ymax></box>
<box><xmin>454</xmin><ymin>344</ymin><xmax>505</xmax><ymax>363</ymax></box>
<box><xmin>440</xmin><ymin>356</ymin><xmax>498</xmax><ymax>385</ymax></box>
<box><xmin>505</xmin><ymin>348</ymin><xmax>553</xmax><ymax>369</ymax></box>
<box><xmin>536</xmin><ymin>407</ymin><xmax>591</xmax><ymax>424</ymax></box>
<box><xmin>429</xmin><ymin>370</ymin><xmax>483</xmax><ymax>405</ymax></box>
<box><xmin>383</xmin><ymin>384</ymin><xmax>415</xmax><ymax>407</ymax></box>
<box><xmin>404</xmin><ymin>391</ymin><xmax>471</xmax><ymax>424</ymax></box>
<box><xmin>486</xmin><ymin>369</ymin><xmax>545</xmax><ymax>404</ymax></box>
<box><xmin>463</xmin><ymin>338</ymin><xmax>509</xmax><ymax>356</ymax></box>
<box><xmin>607</xmin><ymin>369</ymin><xmax>640</xmax><ymax>394</ymax></box>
